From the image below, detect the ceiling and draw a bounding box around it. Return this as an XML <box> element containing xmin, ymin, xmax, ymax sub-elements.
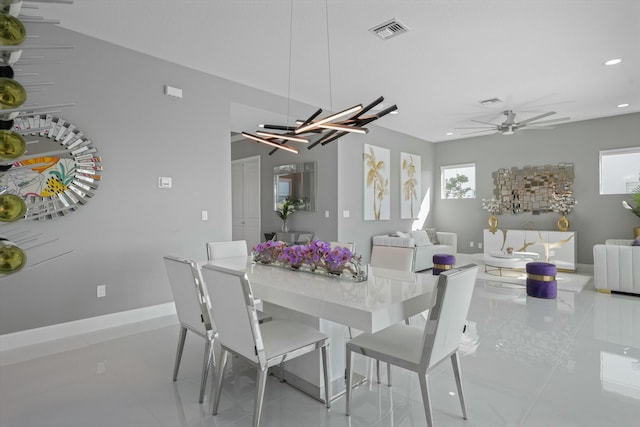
<box><xmin>36</xmin><ymin>0</ymin><xmax>639</xmax><ymax>143</ymax></box>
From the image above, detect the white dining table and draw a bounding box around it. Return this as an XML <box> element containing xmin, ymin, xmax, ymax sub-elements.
<box><xmin>200</xmin><ymin>256</ymin><xmax>440</xmax><ymax>401</ymax></box>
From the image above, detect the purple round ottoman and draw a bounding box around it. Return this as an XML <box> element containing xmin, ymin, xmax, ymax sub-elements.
<box><xmin>526</xmin><ymin>262</ymin><xmax>557</xmax><ymax>299</ymax></box>
<box><xmin>433</xmin><ymin>254</ymin><xmax>455</xmax><ymax>275</ymax></box>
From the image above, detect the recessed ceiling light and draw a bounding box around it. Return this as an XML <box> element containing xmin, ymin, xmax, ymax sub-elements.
<box><xmin>604</xmin><ymin>58</ymin><xmax>622</xmax><ymax>66</ymax></box>
<box><xmin>617</xmin><ymin>103</ymin><xmax>630</xmax><ymax>108</ymax></box>
<box><xmin>446</xmin><ymin>132</ymin><xmax>453</xmax><ymax>136</ymax></box>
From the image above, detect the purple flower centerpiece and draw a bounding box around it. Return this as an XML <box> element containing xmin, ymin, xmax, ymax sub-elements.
<box><xmin>252</xmin><ymin>239</ymin><xmax>365</xmax><ymax>280</ymax></box>
<box><xmin>252</xmin><ymin>240</ymin><xmax>286</xmax><ymax>264</ymax></box>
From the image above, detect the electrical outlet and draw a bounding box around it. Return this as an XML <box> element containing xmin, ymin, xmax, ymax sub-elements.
<box><xmin>470</xmin><ymin>241</ymin><xmax>474</xmax><ymax>248</ymax></box>
<box><xmin>97</xmin><ymin>285</ymin><xmax>106</xmax><ymax>298</ymax></box>
<box><xmin>478</xmin><ymin>242</ymin><xmax>483</xmax><ymax>249</ymax></box>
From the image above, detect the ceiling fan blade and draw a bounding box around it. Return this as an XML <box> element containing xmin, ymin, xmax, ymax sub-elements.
<box><xmin>461</xmin><ymin>129</ymin><xmax>497</xmax><ymax>135</ymax></box>
<box><xmin>455</xmin><ymin>126</ymin><xmax>497</xmax><ymax>129</ymax></box>
<box><xmin>523</xmin><ymin>117</ymin><xmax>570</xmax><ymax>126</ymax></box>
<box><xmin>520</xmin><ymin>126</ymin><xmax>556</xmax><ymax>130</ymax></box>
<box><xmin>517</xmin><ymin>111</ymin><xmax>556</xmax><ymax>125</ymax></box>
<box><xmin>470</xmin><ymin>119</ymin><xmax>499</xmax><ymax>126</ymax></box>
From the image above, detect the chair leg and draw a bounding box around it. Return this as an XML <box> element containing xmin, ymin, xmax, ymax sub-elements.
<box><xmin>199</xmin><ymin>339</ymin><xmax>212</xmax><ymax>403</ymax></box>
<box><xmin>211</xmin><ymin>349</ymin><xmax>228</xmax><ymax>416</ymax></box>
<box><xmin>418</xmin><ymin>373</ymin><xmax>434</xmax><ymax>427</ymax></box>
<box><xmin>451</xmin><ymin>351</ymin><xmax>467</xmax><ymax>419</ymax></box>
<box><xmin>345</xmin><ymin>350</ymin><xmax>354</xmax><ymax>416</ymax></box>
<box><xmin>376</xmin><ymin>360</ymin><xmax>381</xmax><ymax>383</ymax></box>
<box><xmin>173</xmin><ymin>327</ymin><xmax>187</xmax><ymax>381</ymax></box>
<box><xmin>387</xmin><ymin>362</ymin><xmax>392</xmax><ymax>386</ymax></box>
<box><xmin>253</xmin><ymin>368</ymin><xmax>268</xmax><ymax>427</ymax></box>
<box><xmin>321</xmin><ymin>344</ymin><xmax>331</xmax><ymax>408</ymax></box>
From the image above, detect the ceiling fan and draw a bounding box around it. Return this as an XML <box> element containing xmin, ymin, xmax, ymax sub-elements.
<box><xmin>457</xmin><ymin>110</ymin><xmax>570</xmax><ymax>135</ymax></box>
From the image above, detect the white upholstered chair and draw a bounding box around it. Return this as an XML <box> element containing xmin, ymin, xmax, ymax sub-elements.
<box><xmin>201</xmin><ymin>264</ymin><xmax>331</xmax><ymax>427</ymax></box>
<box><xmin>163</xmin><ymin>256</ymin><xmax>215</xmax><ymax>403</ymax></box>
<box><xmin>206</xmin><ymin>239</ymin><xmax>248</xmax><ymax>260</ymax></box>
<box><xmin>345</xmin><ymin>264</ymin><xmax>479</xmax><ymax>426</ymax></box>
<box><xmin>370</xmin><ymin>245</ymin><xmax>416</xmax><ymax>271</ymax></box>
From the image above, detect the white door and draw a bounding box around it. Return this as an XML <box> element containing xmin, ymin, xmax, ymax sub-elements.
<box><xmin>231</xmin><ymin>156</ymin><xmax>261</xmax><ymax>252</ymax></box>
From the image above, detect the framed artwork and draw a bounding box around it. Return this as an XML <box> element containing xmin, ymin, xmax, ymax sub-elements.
<box><xmin>363</xmin><ymin>144</ymin><xmax>390</xmax><ymax>220</ymax></box>
<box><xmin>400</xmin><ymin>152</ymin><xmax>420</xmax><ymax>219</ymax></box>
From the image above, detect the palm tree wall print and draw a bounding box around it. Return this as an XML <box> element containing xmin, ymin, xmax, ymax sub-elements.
<box><xmin>363</xmin><ymin>144</ymin><xmax>390</xmax><ymax>220</ymax></box>
<box><xmin>401</xmin><ymin>152</ymin><xmax>421</xmax><ymax>219</ymax></box>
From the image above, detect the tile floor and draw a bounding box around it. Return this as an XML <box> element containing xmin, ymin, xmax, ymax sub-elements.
<box><xmin>1</xmin><ymin>271</ymin><xmax>640</xmax><ymax>427</ymax></box>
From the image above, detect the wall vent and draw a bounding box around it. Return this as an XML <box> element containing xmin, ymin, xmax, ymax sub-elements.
<box><xmin>369</xmin><ymin>18</ymin><xmax>409</xmax><ymax>40</ymax></box>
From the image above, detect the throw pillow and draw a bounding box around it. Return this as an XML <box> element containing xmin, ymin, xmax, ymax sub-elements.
<box><xmin>396</xmin><ymin>231</ymin><xmax>411</xmax><ymax>239</ymax></box>
<box><xmin>633</xmin><ymin>237</ymin><xmax>640</xmax><ymax>246</ymax></box>
<box><xmin>410</xmin><ymin>230</ymin><xmax>432</xmax><ymax>246</ymax></box>
<box><xmin>425</xmin><ymin>228</ymin><xmax>440</xmax><ymax>245</ymax></box>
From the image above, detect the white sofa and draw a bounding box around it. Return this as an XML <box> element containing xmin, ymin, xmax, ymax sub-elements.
<box><xmin>372</xmin><ymin>231</ymin><xmax>457</xmax><ymax>272</ymax></box>
<box><xmin>593</xmin><ymin>239</ymin><xmax>640</xmax><ymax>295</ymax></box>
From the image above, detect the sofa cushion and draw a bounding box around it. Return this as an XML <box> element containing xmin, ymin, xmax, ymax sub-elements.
<box><xmin>633</xmin><ymin>237</ymin><xmax>640</xmax><ymax>246</ymax></box>
<box><xmin>395</xmin><ymin>231</ymin><xmax>411</xmax><ymax>239</ymax></box>
<box><xmin>425</xmin><ymin>228</ymin><xmax>440</xmax><ymax>245</ymax></box>
<box><xmin>410</xmin><ymin>230</ymin><xmax>432</xmax><ymax>246</ymax></box>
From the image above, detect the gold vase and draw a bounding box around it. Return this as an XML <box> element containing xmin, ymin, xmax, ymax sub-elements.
<box><xmin>488</xmin><ymin>214</ymin><xmax>498</xmax><ymax>233</ymax></box>
<box><xmin>557</xmin><ymin>215</ymin><xmax>569</xmax><ymax>232</ymax></box>
<box><xmin>0</xmin><ymin>238</ymin><xmax>26</xmax><ymax>273</ymax></box>
<box><xmin>634</xmin><ymin>227</ymin><xmax>640</xmax><ymax>239</ymax></box>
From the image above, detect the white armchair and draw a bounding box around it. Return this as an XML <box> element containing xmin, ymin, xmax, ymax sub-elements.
<box><xmin>593</xmin><ymin>239</ymin><xmax>640</xmax><ymax>295</ymax></box>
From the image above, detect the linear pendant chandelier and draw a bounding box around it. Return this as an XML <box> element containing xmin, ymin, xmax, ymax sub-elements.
<box><xmin>241</xmin><ymin>0</ymin><xmax>397</xmax><ymax>155</ymax></box>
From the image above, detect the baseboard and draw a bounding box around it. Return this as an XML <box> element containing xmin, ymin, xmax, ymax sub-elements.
<box><xmin>0</xmin><ymin>302</ymin><xmax>177</xmax><ymax>352</ymax></box>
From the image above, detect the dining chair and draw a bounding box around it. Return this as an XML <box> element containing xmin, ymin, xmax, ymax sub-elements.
<box><xmin>205</xmin><ymin>239</ymin><xmax>271</xmax><ymax>323</ymax></box>
<box><xmin>370</xmin><ymin>245</ymin><xmax>416</xmax><ymax>271</ymax></box>
<box><xmin>205</xmin><ymin>239</ymin><xmax>248</xmax><ymax>260</ymax></box>
<box><xmin>366</xmin><ymin>244</ymin><xmax>417</xmax><ymax>384</ymax></box>
<box><xmin>201</xmin><ymin>264</ymin><xmax>331</xmax><ymax>427</ymax></box>
<box><xmin>163</xmin><ymin>255</ymin><xmax>216</xmax><ymax>403</ymax></box>
<box><xmin>345</xmin><ymin>264</ymin><xmax>479</xmax><ymax>426</ymax></box>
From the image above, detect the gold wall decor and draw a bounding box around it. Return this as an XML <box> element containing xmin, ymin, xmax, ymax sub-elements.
<box><xmin>492</xmin><ymin>163</ymin><xmax>574</xmax><ymax>215</ymax></box>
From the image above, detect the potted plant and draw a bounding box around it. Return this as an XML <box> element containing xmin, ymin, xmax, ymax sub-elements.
<box><xmin>622</xmin><ymin>186</ymin><xmax>640</xmax><ymax>237</ymax></box>
<box><xmin>275</xmin><ymin>197</ymin><xmax>303</xmax><ymax>232</ymax></box>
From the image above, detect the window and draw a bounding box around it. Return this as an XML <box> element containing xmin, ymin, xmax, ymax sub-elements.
<box><xmin>600</xmin><ymin>147</ymin><xmax>640</xmax><ymax>194</ymax></box>
<box><xmin>441</xmin><ymin>163</ymin><xmax>476</xmax><ymax>199</ymax></box>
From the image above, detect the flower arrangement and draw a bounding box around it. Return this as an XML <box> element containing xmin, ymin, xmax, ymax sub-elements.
<box><xmin>482</xmin><ymin>198</ymin><xmax>502</xmax><ymax>214</ymax></box>
<box><xmin>622</xmin><ymin>186</ymin><xmax>640</xmax><ymax>218</ymax></box>
<box><xmin>549</xmin><ymin>191</ymin><xmax>577</xmax><ymax>216</ymax></box>
<box><xmin>252</xmin><ymin>239</ymin><xmax>364</xmax><ymax>280</ymax></box>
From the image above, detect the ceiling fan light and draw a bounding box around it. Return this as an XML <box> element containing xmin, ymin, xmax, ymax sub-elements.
<box><xmin>617</xmin><ymin>103</ymin><xmax>630</xmax><ymax>108</ymax></box>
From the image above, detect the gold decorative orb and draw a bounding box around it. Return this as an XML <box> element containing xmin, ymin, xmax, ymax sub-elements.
<box><xmin>0</xmin><ymin>13</ymin><xmax>26</xmax><ymax>46</ymax></box>
<box><xmin>0</xmin><ymin>129</ymin><xmax>24</xmax><ymax>159</ymax></box>
<box><xmin>557</xmin><ymin>215</ymin><xmax>569</xmax><ymax>232</ymax></box>
<box><xmin>0</xmin><ymin>193</ymin><xmax>26</xmax><ymax>222</ymax></box>
<box><xmin>0</xmin><ymin>77</ymin><xmax>26</xmax><ymax>109</ymax></box>
<box><xmin>0</xmin><ymin>239</ymin><xmax>26</xmax><ymax>273</ymax></box>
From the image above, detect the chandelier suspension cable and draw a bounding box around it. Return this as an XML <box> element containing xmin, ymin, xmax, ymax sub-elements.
<box><xmin>324</xmin><ymin>0</ymin><xmax>333</xmax><ymax>114</ymax></box>
<box><xmin>286</xmin><ymin>0</ymin><xmax>293</xmax><ymax>128</ymax></box>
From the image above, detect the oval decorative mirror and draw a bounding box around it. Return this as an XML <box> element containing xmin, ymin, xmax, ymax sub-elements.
<box><xmin>0</xmin><ymin>114</ymin><xmax>102</xmax><ymax>221</ymax></box>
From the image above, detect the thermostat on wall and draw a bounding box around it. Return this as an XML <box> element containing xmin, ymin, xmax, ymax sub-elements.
<box><xmin>158</xmin><ymin>177</ymin><xmax>172</xmax><ymax>188</ymax></box>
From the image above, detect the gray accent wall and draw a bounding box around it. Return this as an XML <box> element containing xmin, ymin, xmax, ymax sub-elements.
<box><xmin>433</xmin><ymin>112</ymin><xmax>640</xmax><ymax>265</ymax></box>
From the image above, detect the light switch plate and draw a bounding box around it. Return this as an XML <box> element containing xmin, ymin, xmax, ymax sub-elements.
<box><xmin>158</xmin><ymin>177</ymin><xmax>172</xmax><ymax>188</ymax></box>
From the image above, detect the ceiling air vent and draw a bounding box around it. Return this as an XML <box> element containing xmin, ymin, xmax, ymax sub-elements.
<box><xmin>369</xmin><ymin>18</ymin><xmax>409</xmax><ymax>40</ymax></box>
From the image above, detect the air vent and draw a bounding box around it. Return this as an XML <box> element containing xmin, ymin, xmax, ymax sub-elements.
<box><xmin>369</xmin><ymin>18</ymin><xmax>409</xmax><ymax>40</ymax></box>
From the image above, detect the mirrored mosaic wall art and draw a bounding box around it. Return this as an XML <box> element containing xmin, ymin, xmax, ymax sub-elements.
<box><xmin>492</xmin><ymin>163</ymin><xmax>574</xmax><ymax>215</ymax></box>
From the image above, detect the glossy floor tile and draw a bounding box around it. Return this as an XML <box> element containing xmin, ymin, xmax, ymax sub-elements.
<box><xmin>2</xmin><ymin>275</ymin><xmax>640</xmax><ymax>427</ymax></box>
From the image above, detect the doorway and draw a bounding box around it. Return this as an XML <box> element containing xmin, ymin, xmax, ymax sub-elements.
<box><xmin>231</xmin><ymin>156</ymin><xmax>261</xmax><ymax>252</ymax></box>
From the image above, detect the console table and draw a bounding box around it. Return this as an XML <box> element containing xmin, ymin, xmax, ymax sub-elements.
<box><xmin>483</xmin><ymin>229</ymin><xmax>576</xmax><ymax>272</ymax></box>
<box><xmin>273</xmin><ymin>231</ymin><xmax>314</xmax><ymax>245</ymax></box>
